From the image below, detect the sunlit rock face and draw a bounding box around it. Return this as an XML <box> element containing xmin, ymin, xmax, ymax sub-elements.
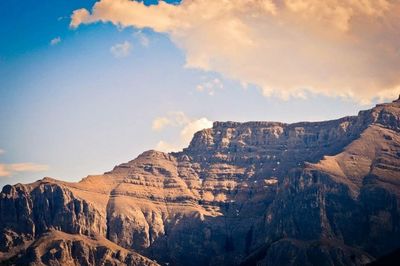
<box><xmin>1</xmin><ymin>99</ymin><xmax>400</xmax><ymax>266</ymax></box>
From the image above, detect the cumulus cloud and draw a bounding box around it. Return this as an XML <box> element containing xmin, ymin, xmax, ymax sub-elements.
<box><xmin>155</xmin><ymin>141</ymin><xmax>182</xmax><ymax>153</ymax></box>
<box><xmin>152</xmin><ymin>112</ymin><xmax>212</xmax><ymax>152</ymax></box>
<box><xmin>71</xmin><ymin>0</ymin><xmax>400</xmax><ymax>104</ymax></box>
<box><xmin>50</xmin><ymin>36</ymin><xmax>61</xmax><ymax>46</ymax></box>
<box><xmin>110</xmin><ymin>41</ymin><xmax>132</xmax><ymax>58</ymax></box>
<box><xmin>152</xmin><ymin>111</ymin><xmax>189</xmax><ymax>131</ymax></box>
<box><xmin>0</xmin><ymin>162</ymin><xmax>49</xmax><ymax>177</ymax></box>
<box><xmin>180</xmin><ymin>117</ymin><xmax>213</xmax><ymax>144</ymax></box>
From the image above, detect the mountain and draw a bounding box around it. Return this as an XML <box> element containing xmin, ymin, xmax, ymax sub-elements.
<box><xmin>1</xmin><ymin>98</ymin><xmax>400</xmax><ymax>266</ymax></box>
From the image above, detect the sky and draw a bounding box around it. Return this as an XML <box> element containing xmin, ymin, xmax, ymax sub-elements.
<box><xmin>1</xmin><ymin>0</ymin><xmax>399</xmax><ymax>188</ymax></box>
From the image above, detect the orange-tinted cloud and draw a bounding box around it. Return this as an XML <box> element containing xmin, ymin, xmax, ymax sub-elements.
<box><xmin>71</xmin><ymin>0</ymin><xmax>400</xmax><ymax>104</ymax></box>
<box><xmin>0</xmin><ymin>162</ymin><xmax>49</xmax><ymax>177</ymax></box>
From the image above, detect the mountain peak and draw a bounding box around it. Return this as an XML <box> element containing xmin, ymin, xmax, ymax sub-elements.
<box><xmin>1</xmin><ymin>100</ymin><xmax>400</xmax><ymax>266</ymax></box>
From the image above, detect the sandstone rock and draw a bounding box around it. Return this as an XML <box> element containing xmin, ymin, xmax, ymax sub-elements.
<box><xmin>4</xmin><ymin>230</ymin><xmax>158</xmax><ymax>266</ymax></box>
<box><xmin>1</xmin><ymin>99</ymin><xmax>400</xmax><ymax>265</ymax></box>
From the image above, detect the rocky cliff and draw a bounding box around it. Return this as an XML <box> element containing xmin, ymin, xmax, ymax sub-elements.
<box><xmin>1</xmin><ymin>98</ymin><xmax>400</xmax><ymax>266</ymax></box>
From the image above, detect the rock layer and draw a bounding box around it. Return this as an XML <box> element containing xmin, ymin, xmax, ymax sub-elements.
<box><xmin>1</xmin><ymin>99</ymin><xmax>400</xmax><ymax>265</ymax></box>
<box><xmin>4</xmin><ymin>230</ymin><xmax>158</xmax><ymax>266</ymax></box>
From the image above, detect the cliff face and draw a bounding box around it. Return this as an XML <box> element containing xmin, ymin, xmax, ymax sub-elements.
<box><xmin>1</xmin><ymin>99</ymin><xmax>400</xmax><ymax>266</ymax></box>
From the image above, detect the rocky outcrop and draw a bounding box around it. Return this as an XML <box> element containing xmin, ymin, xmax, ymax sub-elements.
<box><xmin>1</xmin><ymin>98</ymin><xmax>400</xmax><ymax>265</ymax></box>
<box><xmin>0</xmin><ymin>181</ymin><xmax>106</xmax><ymax>258</ymax></box>
<box><xmin>4</xmin><ymin>230</ymin><xmax>158</xmax><ymax>266</ymax></box>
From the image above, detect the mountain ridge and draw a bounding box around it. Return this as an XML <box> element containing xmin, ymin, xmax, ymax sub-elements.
<box><xmin>1</xmin><ymin>98</ymin><xmax>400</xmax><ymax>265</ymax></box>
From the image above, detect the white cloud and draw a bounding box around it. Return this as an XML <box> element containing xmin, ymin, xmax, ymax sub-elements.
<box><xmin>180</xmin><ymin>117</ymin><xmax>213</xmax><ymax>144</ymax></box>
<box><xmin>0</xmin><ymin>149</ymin><xmax>4</xmax><ymax>155</ymax></box>
<box><xmin>0</xmin><ymin>162</ymin><xmax>49</xmax><ymax>177</ymax></box>
<box><xmin>152</xmin><ymin>117</ymin><xmax>172</xmax><ymax>131</ymax></box>
<box><xmin>110</xmin><ymin>41</ymin><xmax>132</xmax><ymax>58</ymax></box>
<box><xmin>155</xmin><ymin>141</ymin><xmax>182</xmax><ymax>153</ymax></box>
<box><xmin>50</xmin><ymin>36</ymin><xmax>61</xmax><ymax>46</ymax></box>
<box><xmin>196</xmin><ymin>78</ymin><xmax>223</xmax><ymax>96</ymax></box>
<box><xmin>152</xmin><ymin>112</ymin><xmax>212</xmax><ymax>152</ymax></box>
<box><xmin>152</xmin><ymin>111</ymin><xmax>189</xmax><ymax>131</ymax></box>
<box><xmin>71</xmin><ymin>0</ymin><xmax>400</xmax><ymax>104</ymax></box>
<box><xmin>134</xmin><ymin>30</ymin><xmax>150</xmax><ymax>47</ymax></box>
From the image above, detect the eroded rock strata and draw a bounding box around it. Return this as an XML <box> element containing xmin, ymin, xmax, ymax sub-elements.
<box><xmin>1</xmin><ymin>98</ymin><xmax>400</xmax><ymax>266</ymax></box>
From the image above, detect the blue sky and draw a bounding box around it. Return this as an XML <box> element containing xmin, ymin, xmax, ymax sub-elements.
<box><xmin>1</xmin><ymin>0</ymin><xmax>395</xmax><ymax>188</ymax></box>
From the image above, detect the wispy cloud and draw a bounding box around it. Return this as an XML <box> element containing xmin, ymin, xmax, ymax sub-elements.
<box><xmin>134</xmin><ymin>30</ymin><xmax>150</xmax><ymax>47</ymax></box>
<box><xmin>196</xmin><ymin>78</ymin><xmax>223</xmax><ymax>96</ymax></box>
<box><xmin>110</xmin><ymin>41</ymin><xmax>132</xmax><ymax>58</ymax></box>
<box><xmin>152</xmin><ymin>112</ymin><xmax>212</xmax><ymax>152</ymax></box>
<box><xmin>50</xmin><ymin>36</ymin><xmax>61</xmax><ymax>46</ymax></box>
<box><xmin>0</xmin><ymin>148</ymin><xmax>49</xmax><ymax>177</ymax></box>
<box><xmin>71</xmin><ymin>0</ymin><xmax>400</xmax><ymax>104</ymax></box>
<box><xmin>0</xmin><ymin>164</ymin><xmax>9</xmax><ymax>177</ymax></box>
<box><xmin>0</xmin><ymin>162</ymin><xmax>49</xmax><ymax>177</ymax></box>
